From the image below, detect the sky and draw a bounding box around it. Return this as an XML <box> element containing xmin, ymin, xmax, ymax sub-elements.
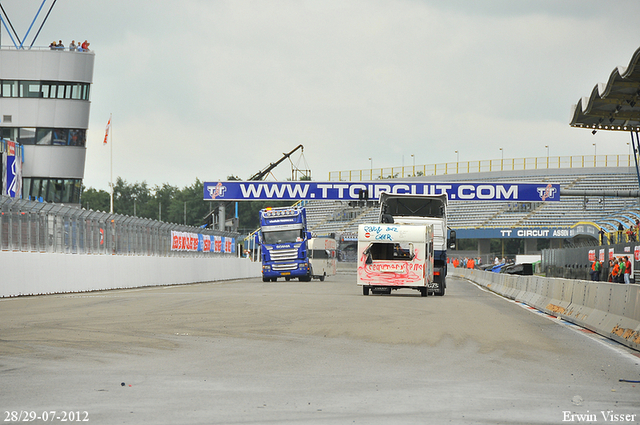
<box><xmin>4</xmin><ymin>0</ymin><xmax>640</xmax><ymax>191</ymax></box>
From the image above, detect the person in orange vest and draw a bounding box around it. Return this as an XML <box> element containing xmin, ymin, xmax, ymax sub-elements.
<box><xmin>611</xmin><ymin>259</ymin><xmax>620</xmax><ymax>283</ymax></box>
<box><xmin>467</xmin><ymin>257</ymin><xmax>475</xmax><ymax>269</ymax></box>
<box><xmin>453</xmin><ymin>258</ymin><xmax>460</xmax><ymax>268</ymax></box>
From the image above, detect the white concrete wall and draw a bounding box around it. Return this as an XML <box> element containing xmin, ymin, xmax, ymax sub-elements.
<box><xmin>451</xmin><ymin>268</ymin><xmax>640</xmax><ymax>352</ymax></box>
<box><xmin>0</xmin><ymin>252</ymin><xmax>262</xmax><ymax>297</ymax></box>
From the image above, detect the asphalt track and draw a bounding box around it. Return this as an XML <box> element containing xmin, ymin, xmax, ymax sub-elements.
<box><xmin>1</xmin><ymin>271</ymin><xmax>639</xmax><ymax>424</ymax></box>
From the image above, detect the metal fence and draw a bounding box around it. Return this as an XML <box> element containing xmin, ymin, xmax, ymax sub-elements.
<box><xmin>0</xmin><ymin>196</ymin><xmax>238</xmax><ymax>256</ymax></box>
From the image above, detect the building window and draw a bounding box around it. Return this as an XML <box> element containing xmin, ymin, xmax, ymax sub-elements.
<box><xmin>1</xmin><ymin>80</ymin><xmax>18</xmax><ymax>97</ymax></box>
<box><xmin>0</xmin><ymin>128</ymin><xmax>17</xmax><ymax>140</ymax></box>
<box><xmin>20</xmin><ymin>81</ymin><xmax>41</xmax><ymax>98</ymax></box>
<box><xmin>6</xmin><ymin>127</ymin><xmax>86</xmax><ymax>146</ymax></box>
<box><xmin>17</xmin><ymin>128</ymin><xmax>36</xmax><ymax>145</ymax></box>
<box><xmin>23</xmin><ymin>177</ymin><xmax>82</xmax><ymax>204</ymax></box>
<box><xmin>1</xmin><ymin>80</ymin><xmax>90</xmax><ymax>100</ymax></box>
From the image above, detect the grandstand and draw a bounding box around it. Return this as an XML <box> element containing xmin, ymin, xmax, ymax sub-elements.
<box><xmin>304</xmin><ymin>164</ymin><xmax>640</xmax><ymax>258</ymax></box>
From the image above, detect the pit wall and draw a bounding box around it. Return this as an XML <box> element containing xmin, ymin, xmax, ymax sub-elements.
<box><xmin>0</xmin><ymin>252</ymin><xmax>262</xmax><ymax>297</ymax></box>
<box><xmin>450</xmin><ymin>268</ymin><xmax>640</xmax><ymax>352</ymax></box>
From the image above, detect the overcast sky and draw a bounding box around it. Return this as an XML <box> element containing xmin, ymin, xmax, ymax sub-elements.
<box><xmin>5</xmin><ymin>1</ymin><xmax>640</xmax><ymax>191</ymax></box>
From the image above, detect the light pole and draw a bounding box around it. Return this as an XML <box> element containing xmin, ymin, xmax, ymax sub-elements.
<box><xmin>499</xmin><ymin>147</ymin><xmax>503</xmax><ymax>170</ymax></box>
<box><xmin>593</xmin><ymin>143</ymin><xmax>597</xmax><ymax>167</ymax></box>
<box><xmin>455</xmin><ymin>150</ymin><xmax>459</xmax><ymax>173</ymax></box>
<box><xmin>545</xmin><ymin>145</ymin><xmax>549</xmax><ymax>168</ymax></box>
<box><xmin>411</xmin><ymin>154</ymin><xmax>415</xmax><ymax>176</ymax></box>
<box><xmin>369</xmin><ymin>157</ymin><xmax>373</xmax><ymax>180</ymax></box>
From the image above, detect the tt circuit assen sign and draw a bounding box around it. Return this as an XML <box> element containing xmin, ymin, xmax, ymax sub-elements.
<box><xmin>203</xmin><ymin>181</ymin><xmax>560</xmax><ymax>202</ymax></box>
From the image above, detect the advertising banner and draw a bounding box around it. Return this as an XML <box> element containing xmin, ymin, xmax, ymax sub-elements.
<box><xmin>203</xmin><ymin>181</ymin><xmax>560</xmax><ymax>202</ymax></box>
<box><xmin>170</xmin><ymin>231</ymin><xmax>235</xmax><ymax>253</ymax></box>
<box><xmin>2</xmin><ymin>140</ymin><xmax>22</xmax><ymax>198</ymax></box>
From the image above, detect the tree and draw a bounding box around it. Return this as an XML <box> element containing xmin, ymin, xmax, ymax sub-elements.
<box><xmin>81</xmin><ymin>186</ymin><xmax>109</xmax><ymax>212</ymax></box>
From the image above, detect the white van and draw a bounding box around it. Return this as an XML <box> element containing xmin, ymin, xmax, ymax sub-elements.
<box><xmin>308</xmin><ymin>237</ymin><xmax>337</xmax><ymax>281</ymax></box>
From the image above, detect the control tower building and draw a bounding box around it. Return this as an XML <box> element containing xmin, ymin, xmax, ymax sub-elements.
<box><xmin>0</xmin><ymin>46</ymin><xmax>94</xmax><ymax>204</ymax></box>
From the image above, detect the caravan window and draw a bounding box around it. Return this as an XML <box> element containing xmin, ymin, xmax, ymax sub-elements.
<box><xmin>367</xmin><ymin>242</ymin><xmax>413</xmax><ymax>261</ymax></box>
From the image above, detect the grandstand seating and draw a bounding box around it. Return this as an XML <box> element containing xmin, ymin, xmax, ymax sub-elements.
<box><xmin>305</xmin><ymin>167</ymin><xmax>640</xmax><ymax>238</ymax></box>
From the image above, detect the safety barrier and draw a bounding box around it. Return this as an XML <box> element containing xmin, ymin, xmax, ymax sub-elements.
<box><xmin>451</xmin><ymin>268</ymin><xmax>640</xmax><ymax>352</ymax></box>
<box><xmin>0</xmin><ymin>251</ymin><xmax>262</xmax><ymax>297</ymax></box>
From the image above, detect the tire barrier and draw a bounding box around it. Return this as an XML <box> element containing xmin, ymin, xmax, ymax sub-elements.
<box><xmin>451</xmin><ymin>268</ymin><xmax>640</xmax><ymax>352</ymax></box>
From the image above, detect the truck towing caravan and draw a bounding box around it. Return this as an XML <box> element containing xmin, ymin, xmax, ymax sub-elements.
<box><xmin>357</xmin><ymin>223</ymin><xmax>434</xmax><ymax>296</ymax></box>
<box><xmin>358</xmin><ymin>192</ymin><xmax>453</xmax><ymax>296</ymax></box>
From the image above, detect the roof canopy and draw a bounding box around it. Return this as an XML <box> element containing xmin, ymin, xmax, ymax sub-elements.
<box><xmin>570</xmin><ymin>46</ymin><xmax>640</xmax><ymax>131</ymax></box>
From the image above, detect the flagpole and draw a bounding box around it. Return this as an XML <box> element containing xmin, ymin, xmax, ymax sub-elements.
<box><xmin>109</xmin><ymin>113</ymin><xmax>113</xmax><ymax>214</ymax></box>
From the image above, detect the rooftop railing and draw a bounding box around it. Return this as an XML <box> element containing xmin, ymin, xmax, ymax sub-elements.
<box><xmin>329</xmin><ymin>154</ymin><xmax>634</xmax><ymax>182</ymax></box>
<box><xmin>0</xmin><ymin>45</ymin><xmax>94</xmax><ymax>53</ymax></box>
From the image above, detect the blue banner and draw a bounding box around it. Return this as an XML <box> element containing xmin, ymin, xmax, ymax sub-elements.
<box><xmin>203</xmin><ymin>181</ymin><xmax>560</xmax><ymax>202</ymax></box>
<box><xmin>454</xmin><ymin>223</ymin><xmax>598</xmax><ymax>239</ymax></box>
<box><xmin>3</xmin><ymin>140</ymin><xmax>21</xmax><ymax>198</ymax></box>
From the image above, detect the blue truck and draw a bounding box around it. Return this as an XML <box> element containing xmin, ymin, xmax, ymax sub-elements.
<box><xmin>258</xmin><ymin>206</ymin><xmax>313</xmax><ymax>282</ymax></box>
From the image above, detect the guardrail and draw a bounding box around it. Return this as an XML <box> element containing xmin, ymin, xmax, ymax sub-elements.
<box><xmin>329</xmin><ymin>154</ymin><xmax>633</xmax><ymax>181</ymax></box>
<box><xmin>451</xmin><ymin>268</ymin><xmax>640</xmax><ymax>352</ymax></box>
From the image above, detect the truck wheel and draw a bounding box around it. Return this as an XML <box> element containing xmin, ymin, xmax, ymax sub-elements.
<box><xmin>262</xmin><ymin>276</ymin><xmax>269</xmax><ymax>282</ymax></box>
<box><xmin>420</xmin><ymin>287</ymin><xmax>427</xmax><ymax>297</ymax></box>
<box><xmin>363</xmin><ymin>286</ymin><xmax>370</xmax><ymax>295</ymax></box>
<box><xmin>435</xmin><ymin>280</ymin><xmax>445</xmax><ymax>296</ymax></box>
<box><xmin>319</xmin><ymin>273</ymin><xmax>325</xmax><ymax>282</ymax></box>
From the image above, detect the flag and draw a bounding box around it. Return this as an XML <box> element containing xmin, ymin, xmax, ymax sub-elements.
<box><xmin>103</xmin><ymin>116</ymin><xmax>111</xmax><ymax>145</ymax></box>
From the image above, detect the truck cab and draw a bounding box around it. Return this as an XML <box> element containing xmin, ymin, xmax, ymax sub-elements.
<box><xmin>259</xmin><ymin>207</ymin><xmax>312</xmax><ymax>282</ymax></box>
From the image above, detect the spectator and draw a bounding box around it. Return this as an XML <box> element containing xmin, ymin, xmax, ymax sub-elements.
<box><xmin>590</xmin><ymin>258</ymin><xmax>601</xmax><ymax>281</ymax></box>
<box><xmin>599</xmin><ymin>228</ymin><xmax>606</xmax><ymax>245</ymax></box>
<box><xmin>627</xmin><ymin>226</ymin><xmax>636</xmax><ymax>242</ymax></box>
<box><xmin>617</xmin><ymin>223</ymin><xmax>624</xmax><ymax>243</ymax></box>
<box><xmin>56</xmin><ymin>40</ymin><xmax>64</xmax><ymax>50</ymax></box>
<box><xmin>467</xmin><ymin>257</ymin><xmax>475</xmax><ymax>269</ymax></box>
<box><xmin>81</xmin><ymin>40</ymin><xmax>89</xmax><ymax>51</ymax></box>
<box><xmin>69</xmin><ymin>40</ymin><xmax>76</xmax><ymax>51</ymax></box>
<box><xmin>49</xmin><ymin>41</ymin><xmax>57</xmax><ymax>50</ymax></box>
<box><xmin>618</xmin><ymin>258</ymin><xmax>626</xmax><ymax>283</ymax></box>
<box><xmin>624</xmin><ymin>256</ymin><xmax>631</xmax><ymax>284</ymax></box>
<box><xmin>609</xmin><ymin>259</ymin><xmax>618</xmax><ymax>282</ymax></box>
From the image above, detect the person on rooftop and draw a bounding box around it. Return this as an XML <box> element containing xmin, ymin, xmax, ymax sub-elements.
<box><xmin>69</xmin><ymin>40</ymin><xmax>76</xmax><ymax>51</ymax></box>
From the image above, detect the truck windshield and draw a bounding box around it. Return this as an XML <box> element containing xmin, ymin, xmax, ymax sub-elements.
<box><xmin>383</xmin><ymin>198</ymin><xmax>444</xmax><ymax>218</ymax></box>
<box><xmin>263</xmin><ymin>229</ymin><xmax>304</xmax><ymax>244</ymax></box>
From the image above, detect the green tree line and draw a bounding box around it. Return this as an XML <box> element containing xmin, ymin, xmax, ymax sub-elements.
<box><xmin>81</xmin><ymin>177</ymin><xmax>292</xmax><ymax>233</ymax></box>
